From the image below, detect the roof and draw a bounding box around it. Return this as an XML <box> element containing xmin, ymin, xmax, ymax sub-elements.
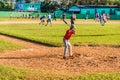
<box><xmin>68</xmin><ymin>6</ymin><xmax>80</xmax><ymax>12</ymax></box>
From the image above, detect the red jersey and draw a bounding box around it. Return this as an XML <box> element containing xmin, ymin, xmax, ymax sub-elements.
<box><xmin>64</xmin><ymin>29</ymin><xmax>75</xmax><ymax>40</ymax></box>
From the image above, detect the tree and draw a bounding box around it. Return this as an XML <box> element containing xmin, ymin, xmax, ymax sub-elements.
<box><xmin>41</xmin><ymin>0</ymin><xmax>60</xmax><ymax>12</ymax></box>
<box><xmin>0</xmin><ymin>1</ymin><xmax>4</xmax><ymax>9</ymax></box>
<box><xmin>4</xmin><ymin>2</ymin><xmax>9</xmax><ymax>9</ymax></box>
<box><xmin>67</xmin><ymin>0</ymin><xmax>119</xmax><ymax>6</ymax></box>
<box><xmin>114</xmin><ymin>0</ymin><xmax>120</xmax><ymax>7</ymax></box>
<box><xmin>61</xmin><ymin>0</ymin><xmax>67</xmax><ymax>8</ymax></box>
<box><xmin>9</xmin><ymin>0</ymin><xmax>13</xmax><ymax>8</ymax></box>
<box><xmin>25</xmin><ymin>0</ymin><xmax>30</xmax><ymax>3</ymax></box>
<box><xmin>0</xmin><ymin>1</ymin><xmax>10</xmax><ymax>10</ymax></box>
<box><xmin>60</xmin><ymin>0</ymin><xmax>75</xmax><ymax>11</ymax></box>
<box><xmin>16</xmin><ymin>0</ymin><xmax>19</xmax><ymax>2</ymax></box>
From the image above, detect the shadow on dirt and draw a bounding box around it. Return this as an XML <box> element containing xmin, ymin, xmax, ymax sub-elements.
<box><xmin>0</xmin><ymin>53</ymin><xmax>82</xmax><ymax>60</ymax></box>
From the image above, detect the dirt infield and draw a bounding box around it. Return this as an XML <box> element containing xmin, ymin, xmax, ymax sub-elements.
<box><xmin>0</xmin><ymin>34</ymin><xmax>120</xmax><ymax>73</ymax></box>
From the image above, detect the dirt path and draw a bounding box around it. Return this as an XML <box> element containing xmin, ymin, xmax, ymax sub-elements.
<box><xmin>0</xmin><ymin>19</ymin><xmax>120</xmax><ymax>24</ymax></box>
<box><xmin>0</xmin><ymin>34</ymin><xmax>120</xmax><ymax>73</ymax></box>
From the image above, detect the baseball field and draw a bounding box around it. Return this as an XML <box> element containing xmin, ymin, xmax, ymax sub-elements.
<box><xmin>0</xmin><ymin>18</ymin><xmax>120</xmax><ymax>80</ymax></box>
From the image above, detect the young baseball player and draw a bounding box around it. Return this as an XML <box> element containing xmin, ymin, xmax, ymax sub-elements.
<box><xmin>45</xmin><ymin>13</ymin><xmax>52</xmax><ymax>26</ymax></box>
<box><xmin>39</xmin><ymin>15</ymin><xmax>46</xmax><ymax>25</ymax></box>
<box><xmin>63</xmin><ymin>24</ymin><xmax>76</xmax><ymax>59</ymax></box>
<box><xmin>61</xmin><ymin>13</ymin><xmax>69</xmax><ymax>26</ymax></box>
<box><xmin>53</xmin><ymin>11</ymin><xmax>57</xmax><ymax>21</ymax></box>
<box><xmin>99</xmin><ymin>14</ymin><xmax>106</xmax><ymax>26</ymax></box>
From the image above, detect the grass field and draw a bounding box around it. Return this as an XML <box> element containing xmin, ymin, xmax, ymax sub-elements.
<box><xmin>0</xmin><ymin>38</ymin><xmax>26</xmax><ymax>52</ymax></box>
<box><xmin>0</xmin><ymin>23</ymin><xmax>120</xmax><ymax>47</ymax></box>
<box><xmin>0</xmin><ymin>64</ymin><xmax>120</xmax><ymax>80</ymax></box>
<box><xmin>0</xmin><ymin>65</ymin><xmax>27</xmax><ymax>80</ymax></box>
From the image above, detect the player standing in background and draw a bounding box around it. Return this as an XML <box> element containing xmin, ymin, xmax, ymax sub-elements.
<box><xmin>53</xmin><ymin>11</ymin><xmax>57</xmax><ymax>21</ymax></box>
<box><xmin>95</xmin><ymin>12</ymin><xmax>100</xmax><ymax>22</ymax></box>
<box><xmin>45</xmin><ymin>13</ymin><xmax>52</xmax><ymax>26</ymax></box>
<box><xmin>61</xmin><ymin>13</ymin><xmax>69</xmax><ymax>26</ymax></box>
<box><xmin>39</xmin><ymin>15</ymin><xmax>46</xmax><ymax>25</ymax></box>
<box><xmin>100</xmin><ymin>14</ymin><xmax>106</xmax><ymax>26</ymax></box>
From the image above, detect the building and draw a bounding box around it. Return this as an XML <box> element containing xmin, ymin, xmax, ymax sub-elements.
<box><xmin>68</xmin><ymin>5</ymin><xmax>120</xmax><ymax>15</ymax></box>
<box><xmin>15</xmin><ymin>0</ymin><xmax>41</xmax><ymax>11</ymax></box>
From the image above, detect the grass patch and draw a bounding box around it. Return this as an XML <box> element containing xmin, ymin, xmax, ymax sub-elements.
<box><xmin>76</xmin><ymin>73</ymin><xmax>120</xmax><ymax>80</ymax></box>
<box><xmin>0</xmin><ymin>21</ymin><xmax>120</xmax><ymax>47</ymax></box>
<box><xmin>0</xmin><ymin>64</ymin><xmax>120</xmax><ymax>80</ymax></box>
<box><xmin>0</xmin><ymin>64</ymin><xmax>27</xmax><ymax>80</ymax></box>
<box><xmin>0</xmin><ymin>38</ymin><xmax>26</xmax><ymax>52</ymax></box>
<box><xmin>27</xmin><ymin>71</ymin><xmax>120</xmax><ymax>80</ymax></box>
<box><xmin>26</xmin><ymin>70</ymin><xmax>77</xmax><ymax>80</ymax></box>
<box><xmin>0</xmin><ymin>64</ymin><xmax>76</xmax><ymax>80</ymax></box>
